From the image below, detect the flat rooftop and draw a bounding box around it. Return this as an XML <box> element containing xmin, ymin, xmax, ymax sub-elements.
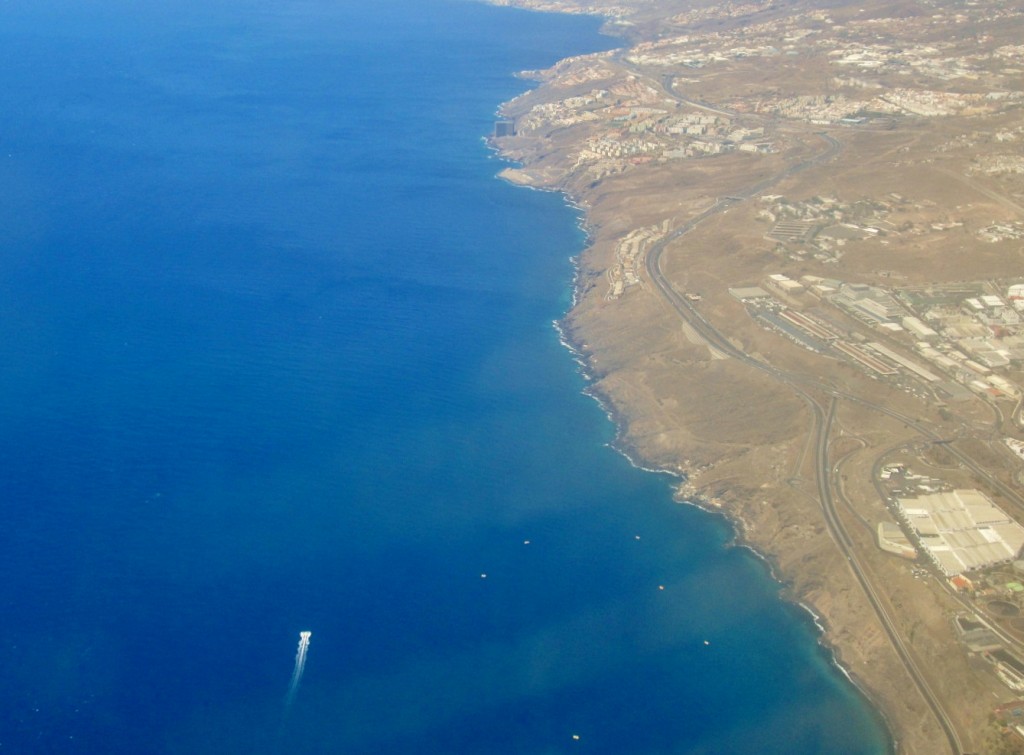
<box><xmin>898</xmin><ymin>489</ymin><xmax>1024</xmax><ymax>575</ymax></box>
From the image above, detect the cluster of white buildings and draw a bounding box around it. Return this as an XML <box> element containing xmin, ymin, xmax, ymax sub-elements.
<box><xmin>879</xmin><ymin>89</ymin><xmax>997</xmax><ymax>118</ymax></box>
<box><xmin>979</xmin><ymin>222</ymin><xmax>1024</xmax><ymax>242</ymax></box>
<box><xmin>606</xmin><ymin>223</ymin><xmax>666</xmax><ymax>299</ymax></box>
<box><xmin>739</xmin><ymin>270</ymin><xmax>1024</xmax><ymax>400</ymax></box>
<box><xmin>896</xmin><ymin>490</ymin><xmax>1024</xmax><ymax>576</ymax></box>
<box><xmin>972</xmin><ymin>156</ymin><xmax>1024</xmax><ymax>176</ymax></box>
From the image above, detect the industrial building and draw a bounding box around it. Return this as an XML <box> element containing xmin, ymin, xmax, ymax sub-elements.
<box><xmin>953</xmin><ymin>615</ymin><xmax>1002</xmax><ymax>652</ymax></box>
<box><xmin>833</xmin><ymin>282</ymin><xmax>907</xmax><ymax>324</ymax></box>
<box><xmin>990</xmin><ymin>649</ymin><xmax>1024</xmax><ymax>692</ymax></box>
<box><xmin>896</xmin><ymin>489</ymin><xmax>1024</xmax><ymax>575</ymax></box>
<box><xmin>877</xmin><ymin>522</ymin><xmax>916</xmax><ymax>559</ymax></box>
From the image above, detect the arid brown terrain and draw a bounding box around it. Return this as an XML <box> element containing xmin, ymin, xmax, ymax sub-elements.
<box><xmin>490</xmin><ymin>0</ymin><xmax>1024</xmax><ymax>751</ymax></box>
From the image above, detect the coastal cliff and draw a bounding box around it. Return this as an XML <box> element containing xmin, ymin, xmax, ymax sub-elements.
<box><xmin>489</xmin><ymin>0</ymin><xmax>1024</xmax><ymax>752</ymax></box>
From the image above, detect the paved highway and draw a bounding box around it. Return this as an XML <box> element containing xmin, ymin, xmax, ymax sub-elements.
<box><xmin>814</xmin><ymin>399</ymin><xmax>965</xmax><ymax>755</ymax></box>
<box><xmin>636</xmin><ymin>123</ymin><xmax>966</xmax><ymax>752</ymax></box>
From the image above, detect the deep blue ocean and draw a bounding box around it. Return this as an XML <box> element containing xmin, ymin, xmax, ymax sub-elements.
<box><xmin>0</xmin><ymin>1</ymin><xmax>890</xmax><ymax>752</ymax></box>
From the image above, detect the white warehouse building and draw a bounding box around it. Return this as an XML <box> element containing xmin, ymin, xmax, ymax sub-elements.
<box><xmin>897</xmin><ymin>489</ymin><xmax>1024</xmax><ymax>576</ymax></box>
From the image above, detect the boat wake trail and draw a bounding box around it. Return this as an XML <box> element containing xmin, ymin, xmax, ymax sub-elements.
<box><xmin>285</xmin><ymin>631</ymin><xmax>312</xmax><ymax>708</ymax></box>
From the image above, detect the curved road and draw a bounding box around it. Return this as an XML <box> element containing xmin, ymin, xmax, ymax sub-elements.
<box><xmin>814</xmin><ymin>399</ymin><xmax>965</xmax><ymax>755</ymax></box>
<box><xmin>637</xmin><ymin>125</ymin><xmax>966</xmax><ymax>752</ymax></box>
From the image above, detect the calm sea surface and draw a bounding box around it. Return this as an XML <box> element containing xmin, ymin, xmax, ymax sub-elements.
<box><xmin>0</xmin><ymin>1</ymin><xmax>890</xmax><ymax>752</ymax></box>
